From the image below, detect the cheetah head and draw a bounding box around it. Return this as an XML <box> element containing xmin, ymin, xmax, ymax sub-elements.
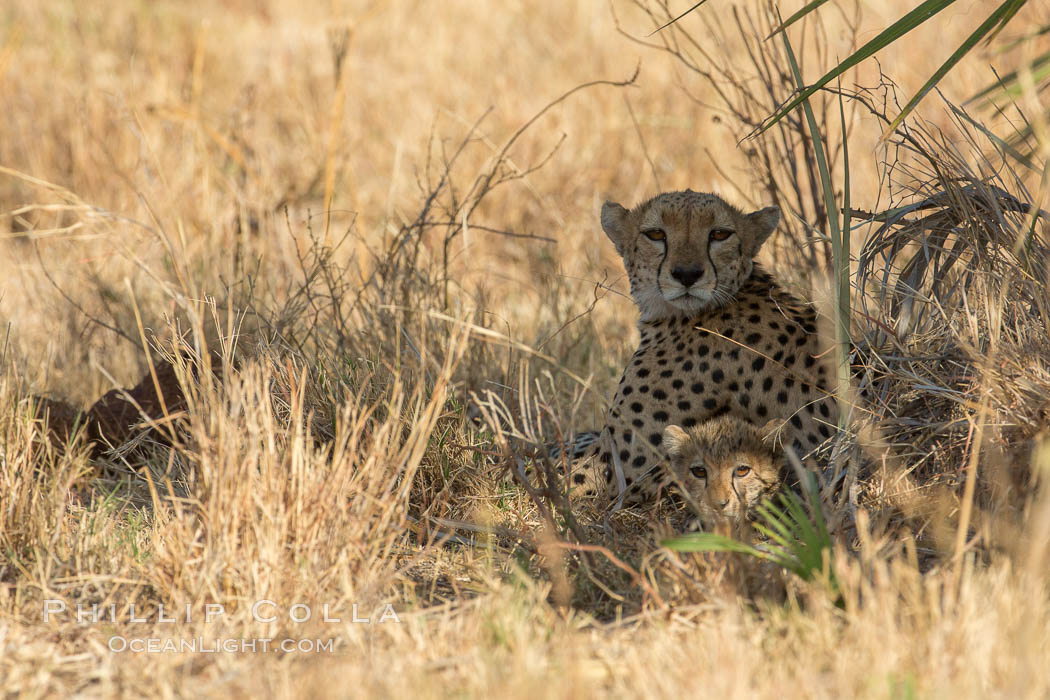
<box><xmin>601</xmin><ymin>191</ymin><xmax>779</xmax><ymax>322</ymax></box>
<box><xmin>662</xmin><ymin>415</ymin><xmax>784</xmax><ymax>532</ymax></box>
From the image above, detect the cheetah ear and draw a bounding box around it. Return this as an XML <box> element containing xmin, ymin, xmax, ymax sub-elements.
<box><xmin>662</xmin><ymin>424</ymin><xmax>689</xmax><ymax>457</ymax></box>
<box><xmin>601</xmin><ymin>201</ymin><xmax>630</xmax><ymax>251</ymax></box>
<box><xmin>758</xmin><ymin>418</ymin><xmax>786</xmax><ymax>446</ymax></box>
<box><xmin>744</xmin><ymin>206</ymin><xmax>780</xmax><ymax>254</ymax></box>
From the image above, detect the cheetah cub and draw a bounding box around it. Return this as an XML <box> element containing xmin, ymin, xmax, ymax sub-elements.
<box><xmin>663</xmin><ymin>415</ymin><xmax>784</xmax><ymax>533</ymax></box>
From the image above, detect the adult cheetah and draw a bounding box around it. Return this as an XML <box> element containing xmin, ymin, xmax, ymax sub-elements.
<box><xmin>567</xmin><ymin>190</ymin><xmax>838</xmax><ymax>507</ymax></box>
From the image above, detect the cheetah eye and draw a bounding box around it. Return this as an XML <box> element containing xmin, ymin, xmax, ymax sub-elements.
<box><xmin>734</xmin><ymin>464</ymin><xmax>751</xmax><ymax>477</ymax></box>
<box><xmin>642</xmin><ymin>228</ymin><xmax>666</xmax><ymax>241</ymax></box>
<box><xmin>709</xmin><ymin>228</ymin><xmax>734</xmax><ymax>241</ymax></box>
<box><xmin>689</xmin><ymin>465</ymin><xmax>707</xmax><ymax>479</ymax></box>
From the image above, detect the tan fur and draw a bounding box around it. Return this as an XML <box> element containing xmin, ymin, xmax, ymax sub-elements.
<box><xmin>574</xmin><ymin>190</ymin><xmax>838</xmax><ymax>506</ymax></box>
<box><xmin>663</xmin><ymin>416</ymin><xmax>783</xmax><ymax>532</ymax></box>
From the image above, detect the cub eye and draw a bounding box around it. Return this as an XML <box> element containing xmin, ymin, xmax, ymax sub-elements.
<box><xmin>642</xmin><ymin>228</ymin><xmax>666</xmax><ymax>241</ymax></box>
<box><xmin>689</xmin><ymin>465</ymin><xmax>707</xmax><ymax>479</ymax></box>
<box><xmin>734</xmin><ymin>464</ymin><xmax>751</xmax><ymax>477</ymax></box>
<box><xmin>710</xmin><ymin>228</ymin><xmax>734</xmax><ymax>241</ymax></box>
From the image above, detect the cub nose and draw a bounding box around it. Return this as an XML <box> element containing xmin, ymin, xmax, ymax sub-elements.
<box><xmin>671</xmin><ymin>265</ymin><xmax>702</xmax><ymax>287</ymax></box>
<box><xmin>717</xmin><ymin>498</ymin><xmax>730</xmax><ymax>510</ymax></box>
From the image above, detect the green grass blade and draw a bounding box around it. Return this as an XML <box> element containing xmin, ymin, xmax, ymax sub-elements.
<box><xmin>783</xmin><ymin>14</ymin><xmax>853</xmax><ymax>432</ymax></box>
<box><xmin>661</xmin><ymin>532</ymin><xmax>767</xmax><ymax>558</ymax></box>
<box><xmin>648</xmin><ymin>0</ymin><xmax>711</xmax><ymax>36</ymax></box>
<box><xmin>765</xmin><ymin>0</ymin><xmax>833</xmax><ymax>39</ymax></box>
<box><xmin>760</xmin><ymin>0</ymin><xmax>958</xmax><ymax>134</ymax></box>
<box><xmin>884</xmin><ymin>0</ymin><xmax>1028</xmax><ymax>137</ymax></box>
<box><xmin>781</xmin><ymin>11</ymin><xmax>851</xmax><ymax>377</ymax></box>
<box><xmin>838</xmin><ymin>82</ymin><xmax>852</xmax><ymax>420</ymax></box>
<box><xmin>968</xmin><ymin>48</ymin><xmax>1050</xmax><ymax>105</ymax></box>
<box><xmin>780</xmin><ymin>492</ymin><xmax>821</xmax><ymax>553</ymax></box>
<box><xmin>984</xmin><ymin>0</ymin><xmax>1029</xmax><ymax>45</ymax></box>
<box><xmin>754</xmin><ymin>500</ymin><xmax>795</xmax><ymax>545</ymax></box>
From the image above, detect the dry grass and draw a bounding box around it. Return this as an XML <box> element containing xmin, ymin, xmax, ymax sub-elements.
<box><xmin>2</xmin><ymin>0</ymin><xmax>1050</xmax><ymax>696</ymax></box>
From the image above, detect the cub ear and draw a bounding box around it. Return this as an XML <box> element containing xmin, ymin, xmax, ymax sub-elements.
<box><xmin>744</xmin><ymin>206</ymin><xmax>780</xmax><ymax>254</ymax></box>
<box><xmin>758</xmin><ymin>418</ymin><xmax>786</xmax><ymax>446</ymax></box>
<box><xmin>662</xmin><ymin>424</ymin><xmax>689</xmax><ymax>457</ymax></box>
<box><xmin>600</xmin><ymin>201</ymin><xmax>630</xmax><ymax>251</ymax></box>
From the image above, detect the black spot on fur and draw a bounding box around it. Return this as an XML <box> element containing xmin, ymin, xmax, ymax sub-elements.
<box><xmin>691</xmin><ymin>382</ymin><xmax>705</xmax><ymax>394</ymax></box>
<box><xmin>631</xmin><ymin>402</ymin><xmax>643</xmax><ymax>413</ymax></box>
<box><xmin>653</xmin><ymin>389</ymin><xmax>668</xmax><ymax>400</ymax></box>
<box><xmin>712</xmin><ymin>369</ymin><xmax>724</xmax><ymax>384</ymax></box>
<box><xmin>703</xmin><ymin>398</ymin><xmax>717</xmax><ymax>410</ymax></box>
<box><xmin>649</xmin><ymin>433</ymin><xmax>662</xmax><ymax>446</ymax></box>
<box><xmin>653</xmin><ymin>410</ymin><xmax>669</xmax><ymax>422</ymax></box>
<box><xmin>762</xmin><ymin>377</ymin><xmax>773</xmax><ymax>391</ymax></box>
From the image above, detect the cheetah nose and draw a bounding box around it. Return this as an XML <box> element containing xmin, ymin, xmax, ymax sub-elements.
<box><xmin>671</xmin><ymin>265</ymin><xmax>702</xmax><ymax>287</ymax></box>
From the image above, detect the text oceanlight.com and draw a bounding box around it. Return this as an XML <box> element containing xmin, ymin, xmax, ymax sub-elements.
<box><xmin>108</xmin><ymin>637</ymin><xmax>337</xmax><ymax>654</ymax></box>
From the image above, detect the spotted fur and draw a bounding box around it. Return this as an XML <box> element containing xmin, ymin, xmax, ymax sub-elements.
<box><xmin>575</xmin><ymin>190</ymin><xmax>839</xmax><ymax>506</ymax></box>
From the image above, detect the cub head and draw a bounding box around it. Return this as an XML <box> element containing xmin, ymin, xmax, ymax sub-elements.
<box><xmin>601</xmin><ymin>191</ymin><xmax>779</xmax><ymax>322</ymax></box>
<box><xmin>662</xmin><ymin>415</ymin><xmax>784</xmax><ymax>532</ymax></box>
